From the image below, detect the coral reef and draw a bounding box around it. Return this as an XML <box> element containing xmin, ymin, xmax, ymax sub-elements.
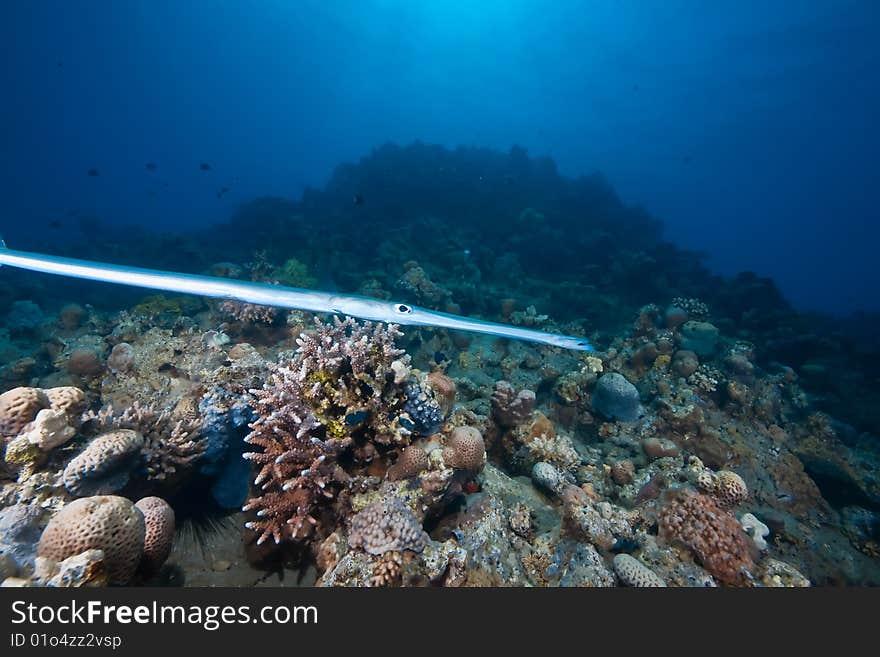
<box><xmin>242</xmin><ymin>317</ymin><xmax>410</xmax><ymax>546</ymax></box>
<box><xmin>659</xmin><ymin>488</ymin><xmax>755</xmax><ymax>585</ymax></box>
<box><xmin>135</xmin><ymin>496</ymin><xmax>175</xmax><ymax>575</ymax></box>
<box><xmin>37</xmin><ymin>495</ymin><xmax>145</xmax><ymax>585</ymax></box>
<box><xmin>62</xmin><ymin>429</ymin><xmax>145</xmax><ymax>496</ymax></box>
<box><xmin>1</xmin><ymin>142</ymin><xmax>879</xmax><ymax>589</ymax></box>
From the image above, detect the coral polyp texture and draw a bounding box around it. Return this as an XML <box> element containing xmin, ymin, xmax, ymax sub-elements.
<box><xmin>37</xmin><ymin>495</ymin><xmax>146</xmax><ymax>585</ymax></box>
<box><xmin>0</xmin><ymin>143</ymin><xmax>878</xmax><ymax>588</ymax></box>
<box><xmin>659</xmin><ymin>488</ymin><xmax>755</xmax><ymax>585</ymax></box>
<box><xmin>135</xmin><ymin>496</ymin><xmax>175</xmax><ymax>575</ymax></box>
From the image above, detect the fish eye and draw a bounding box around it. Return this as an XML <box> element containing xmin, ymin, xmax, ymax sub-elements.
<box><xmin>396</xmin><ymin>304</ymin><xmax>413</xmax><ymax>314</ymax></box>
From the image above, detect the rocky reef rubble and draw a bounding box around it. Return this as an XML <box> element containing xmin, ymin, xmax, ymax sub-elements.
<box><xmin>1</xmin><ymin>247</ymin><xmax>878</xmax><ymax>586</ymax></box>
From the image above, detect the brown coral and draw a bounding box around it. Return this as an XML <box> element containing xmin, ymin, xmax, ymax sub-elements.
<box><xmin>426</xmin><ymin>371</ymin><xmax>456</xmax><ymax>418</ymax></box>
<box><xmin>44</xmin><ymin>386</ymin><xmax>86</xmax><ymax>423</ymax></box>
<box><xmin>135</xmin><ymin>496</ymin><xmax>175</xmax><ymax>575</ymax></box>
<box><xmin>491</xmin><ymin>381</ymin><xmax>535</xmax><ymax>428</ymax></box>
<box><xmin>37</xmin><ymin>495</ymin><xmax>145</xmax><ymax>585</ymax></box>
<box><xmin>347</xmin><ymin>498</ymin><xmax>426</xmax><ymax>555</ymax></box>
<box><xmin>443</xmin><ymin>426</ymin><xmax>486</xmax><ymax>471</ymax></box>
<box><xmin>712</xmin><ymin>470</ymin><xmax>749</xmax><ymax>509</ymax></box>
<box><xmin>387</xmin><ymin>444</ymin><xmax>429</xmax><ymax>481</ymax></box>
<box><xmin>0</xmin><ymin>387</ymin><xmax>48</xmax><ymax>439</ymax></box>
<box><xmin>659</xmin><ymin>488</ymin><xmax>755</xmax><ymax>585</ymax></box>
<box><xmin>62</xmin><ymin>429</ymin><xmax>145</xmax><ymax>496</ymax></box>
<box><xmin>85</xmin><ymin>402</ymin><xmax>205</xmax><ymax>483</ymax></box>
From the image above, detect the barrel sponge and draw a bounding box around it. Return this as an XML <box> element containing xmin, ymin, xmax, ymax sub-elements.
<box><xmin>442</xmin><ymin>426</ymin><xmax>486</xmax><ymax>471</ymax></box>
<box><xmin>0</xmin><ymin>387</ymin><xmax>48</xmax><ymax>438</ymax></box>
<box><xmin>135</xmin><ymin>497</ymin><xmax>175</xmax><ymax>574</ymax></box>
<box><xmin>44</xmin><ymin>386</ymin><xmax>86</xmax><ymax>423</ymax></box>
<box><xmin>62</xmin><ymin>429</ymin><xmax>145</xmax><ymax>497</ymax></box>
<box><xmin>387</xmin><ymin>445</ymin><xmax>429</xmax><ymax>481</ymax></box>
<box><xmin>37</xmin><ymin>495</ymin><xmax>146</xmax><ymax>585</ymax></box>
<box><xmin>348</xmin><ymin>498</ymin><xmax>426</xmax><ymax>555</ymax></box>
<box><xmin>612</xmin><ymin>554</ymin><xmax>666</xmax><ymax>587</ymax></box>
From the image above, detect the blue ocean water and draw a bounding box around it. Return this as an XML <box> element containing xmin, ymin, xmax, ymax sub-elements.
<box><xmin>0</xmin><ymin>1</ymin><xmax>879</xmax><ymax>587</ymax></box>
<box><xmin>2</xmin><ymin>0</ymin><xmax>878</xmax><ymax>313</ymax></box>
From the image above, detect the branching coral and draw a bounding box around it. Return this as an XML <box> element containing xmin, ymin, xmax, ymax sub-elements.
<box><xmin>84</xmin><ymin>402</ymin><xmax>206</xmax><ymax>483</ymax></box>
<box><xmin>219</xmin><ymin>300</ymin><xmax>279</xmax><ymax>325</ymax></box>
<box><xmin>242</xmin><ymin>317</ymin><xmax>411</xmax><ymax>546</ymax></box>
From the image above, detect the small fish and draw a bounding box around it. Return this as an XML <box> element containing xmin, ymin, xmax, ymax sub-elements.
<box><xmin>199</xmin><ymin>162</ymin><xmax>212</xmax><ymax>171</ymax></box>
<box><xmin>353</xmin><ymin>194</ymin><xmax>364</xmax><ymax>205</ymax></box>
<box><xmin>145</xmin><ymin>162</ymin><xmax>157</xmax><ymax>171</ymax></box>
<box><xmin>216</xmin><ymin>186</ymin><xmax>230</xmax><ymax>199</ymax></box>
<box><xmin>87</xmin><ymin>168</ymin><xmax>99</xmax><ymax>177</ymax></box>
<box><xmin>147</xmin><ymin>190</ymin><xmax>157</xmax><ymax>197</ymax></box>
<box><xmin>48</xmin><ymin>220</ymin><xmax>63</xmax><ymax>229</ymax></box>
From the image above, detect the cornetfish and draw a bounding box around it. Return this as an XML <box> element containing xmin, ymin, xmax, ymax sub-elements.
<box><xmin>0</xmin><ymin>241</ymin><xmax>593</xmax><ymax>351</ymax></box>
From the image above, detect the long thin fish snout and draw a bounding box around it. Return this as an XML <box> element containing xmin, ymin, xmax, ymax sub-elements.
<box><xmin>0</xmin><ymin>243</ymin><xmax>594</xmax><ymax>352</ymax></box>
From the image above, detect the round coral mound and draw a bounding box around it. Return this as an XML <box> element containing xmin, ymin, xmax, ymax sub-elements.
<box><xmin>135</xmin><ymin>497</ymin><xmax>175</xmax><ymax>574</ymax></box>
<box><xmin>713</xmin><ymin>470</ymin><xmax>748</xmax><ymax>509</ymax></box>
<box><xmin>0</xmin><ymin>387</ymin><xmax>48</xmax><ymax>438</ymax></box>
<box><xmin>387</xmin><ymin>445</ymin><xmax>429</xmax><ymax>481</ymax></box>
<box><xmin>62</xmin><ymin>429</ymin><xmax>145</xmax><ymax>496</ymax></box>
<box><xmin>38</xmin><ymin>495</ymin><xmax>145</xmax><ymax>585</ymax></box>
<box><xmin>348</xmin><ymin>498</ymin><xmax>426</xmax><ymax>555</ymax></box>
<box><xmin>443</xmin><ymin>426</ymin><xmax>486</xmax><ymax>471</ymax></box>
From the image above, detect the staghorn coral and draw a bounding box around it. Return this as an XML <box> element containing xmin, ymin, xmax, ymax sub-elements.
<box><xmin>243</xmin><ymin>317</ymin><xmax>410</xmax><ymax>546</ymax></box>
<box><xmin>659</xmin><ymin>488</ymin><xmax>755</xmax><ymax>585</ymax></box>
<box><xmin>243</xmin><ymin>397</ymin><xmax>346</xmax><ymax>544</ymax></box>
<box><xmin>62</xmin><ymin>430</ymin><xmax>145</xmax><ymax>496</ymax></box>
<box><xmin>37</xmin><ymin>495</ymin><xmax>145</xmax><ymax>585</ymax></box>
<box><xmin>370</xmin><ymin>551</ymin><xmax>404</xmax><ymax>587</ymax></box>
<box><xmin>84</xmin><ymin>402</ymin><xmax>206</xmax><ymax>483</ymax></box>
